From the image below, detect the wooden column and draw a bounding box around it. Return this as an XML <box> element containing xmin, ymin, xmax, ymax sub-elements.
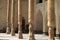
<box><xmin>6</xmin><ymin>0</ymin><xmax>10</xmax><ymax>34</ymax></box>
<box><xmin>11</xmin><ymin>0</ymin><xmax>15</xmax><ymax>36</ymax></box>
<box><xmin>47</xmin><ymin>0</ymin><xmax>55</xmax><ymax>40</ymax></box>
<box><xmin>18</xmin><ymin>0</ymin><xmax>23</xmax><ymax>39</ymax></box>
<box><xmin>28</xmin><ymin>0</ymin><xmax>35</xmax><ymax>40</ymax></box>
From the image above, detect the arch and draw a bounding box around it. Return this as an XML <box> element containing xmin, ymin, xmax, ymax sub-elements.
<box><xmin>35</xmin><ymin>9</ymin><xmax>43</xmax><ymax>33</ymax></box>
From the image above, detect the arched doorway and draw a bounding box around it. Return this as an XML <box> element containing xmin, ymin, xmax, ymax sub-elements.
<box><xmin>34</xmin><ymin>10</ymin><xmax>43</xmax><ymax>34</ymax></box>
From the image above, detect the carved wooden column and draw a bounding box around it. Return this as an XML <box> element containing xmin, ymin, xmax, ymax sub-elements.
<box><xmin>11</xmin><ymin>0</ymin><xmax>15</xmax><ymax>36</ymax></box>
<box><xmin>47</xmin><ymin>0</ymin><xmax>55</xmax><ymax>40</ymax></box>
<box><xmin>28</xmin><ymin>0</ymin><xmax>35</xmax><ymax>40</ymax></box>
<box><xmin>6</xmin><ymin>0</ymin><xmax>10</xmax><ymax>34</ymax></box>
<box><xmin>18</xmin><ymin>0</ymin><xmax>23</xmax><ymax>39</ymax></box>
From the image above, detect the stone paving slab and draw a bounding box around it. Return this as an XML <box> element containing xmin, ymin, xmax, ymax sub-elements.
<box><xmin>0</xmin><ymin>33</ymin><xmax>59</xmax><ymax>40</ymax></box>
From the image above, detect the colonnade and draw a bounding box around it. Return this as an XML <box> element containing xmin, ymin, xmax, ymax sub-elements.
<box><xmin>6</xmin><ymin>0</ymin><xmax>55</xmax><ymax>40</ymax></box>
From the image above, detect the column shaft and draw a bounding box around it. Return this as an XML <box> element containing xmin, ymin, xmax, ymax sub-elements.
<box><xmin>43</xmin><ymin>0</ymin><xmax>48</xmax><ymax>35</ymax></box>
<box><xmin>56</xmin><ymin>0</ymin><xmax>60</xmax><ymax>37</ymax></box>
<box><xmin>47</xmin><ymin>0</ymin><xmax>55</xmax><ymax>40</ymax></box>
<box><xmin>6</xmin><ymin>0</ymin><xmax>10</xmax><ymax>34</ymax></box>
<box><xmin>18</xmin><ymin>0</ymin><xmax>23</xmax><ymax>39</ymax></box>
<box><xmin>43</xmin><ymin>15</ymin><xmax>48</xmax><ymax>35</ymax></box>
<box><xmin>28</xmin><ymin>0</ymin><xmax>35</xmax><ymax>40</ymax></box>
<box><xmin>11</xmin><ymin>0</ymin><xmax>15</xmax><ymax>36</ymax></box>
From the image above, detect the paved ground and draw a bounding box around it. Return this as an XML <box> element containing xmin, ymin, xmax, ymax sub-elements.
<box><xmin>0</xmin><ymin>33</ymin><xmax>59</xmax><ymax>40</ymax></box>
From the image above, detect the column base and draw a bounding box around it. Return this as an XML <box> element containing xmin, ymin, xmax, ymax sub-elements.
<box><xmin>11</xmin><ymin>33</ymin><xmax>15</xmax><ymax>36</ymax></box>
<box><xmin>18</xmin><ymin>32</ymin><xmax>23</xmax><ymax>39</ymax></box>
<box><xmin>28</xmin><ymin>38</ymin><xmax>35</xmax><ymax>40</ymax></box>
<box><xmin>11</xmin><ymin>32</ymin><xmax>15</xmax><ymax>36</ymax></box>
<box><xmin>28</xmin><ymin>33</ymin><xmax>35</xmax><ymax>40</ymax></box>
<box><xmin>28</xmin><ymin>36</ymin><xmax>35</xmax><ymax>40</ymax></box>
<box><xmin>6</xmin><ymin>28</ymin><xmax>10</xmax><ymax>34</ymax></box>
<box><xmin>6</xmin><ymin>31</ymin><xmax>10</xmax><ymax>34</ymax></box>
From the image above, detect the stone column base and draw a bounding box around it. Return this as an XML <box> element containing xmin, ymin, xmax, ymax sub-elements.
<box><xmin>18</xmin><ymin>32</ymin><xmax>23</xmax><ymax>39</ymax></box>
<box><xmin>6</xmin><ymin>28</ymin><xmax>10</xmax><ymax>34</ymax></box>
<box><xmin>28</xmin><ymin>36</ymin><xmax>35</xmax><ymax>40</ymax></box>
<box><xmin>28</xmin><ymin>38</ymin><xmax>35</xmax><ymax>40</ymax></box>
